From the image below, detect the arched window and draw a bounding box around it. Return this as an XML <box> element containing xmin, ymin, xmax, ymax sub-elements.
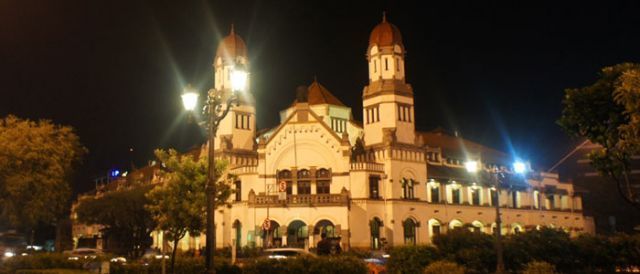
<box><xmin>471</xmin><ymin>185</ymin><xmax>481</xmax><ymax>205</ymax></box>
<box><xmin>512</xmin><ymin>223</ymin><xmax>523</xmax><ymax>234</ymax></box>
<box><xmin>370</xmin><ymin>218</ymin><xmax>383</xmax><ymax>250</ymax></box>
<box><xmin>403</xmin><ymin>218</ymin><xmax>417</xmax><ymax>245</ymax></box>
<box><xmin>297</xmin><ymin>169</ymin><xmax>311</xmax><ymax>195</ymax></box>
<box><xmin>428</xmin><ymin>219</ymin><xmax>441</xmax><ymax>238</ymax></box>
<box><xmin>278</xmin><ymin>170</ymin><xmax>293</xmax><ymax>195</ymax></box>
<box><xmin>471</xmin><ymin>221</ymin><xmax>484</xmax><ymax>233</ymax></box>
<box><xmin>316</xmin><ymin>168</ymin><xmax>331</xmax><ymax>194</ymax></box>
<box><xmin>402</xmin><ymin>178</ymin><xmax>415</xmax><ymax>199</ymax></box>
<box><xmin>449</xmin><ymin>219</ymin><xmax>463</xmax><ymax>230</ymax></box>
<box><xmin>428</xmin><ymin>180</ymin><xmax>440</xmax><ymax>203</ymax></box>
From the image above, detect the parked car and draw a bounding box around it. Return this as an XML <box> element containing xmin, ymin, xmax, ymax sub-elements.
<box><xmin>65</xmin><ymin>248</ymin><xmax>103</xmax><ymax>260</ymax></box>
<box><xmin>0</xmin><ymin>232</ymin><xmax>27</xmax><ymax>262</ymax></box>
<box><xmin>260</xmin><ymin>248</ymin><xmax>316</xmax><ymax>260</ymax></box>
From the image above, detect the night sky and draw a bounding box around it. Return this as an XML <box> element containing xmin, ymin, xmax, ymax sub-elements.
<box><xmin>1</xmin><ymin>1</ymin><xmax>639</xmax><ymax>194</ymax></box>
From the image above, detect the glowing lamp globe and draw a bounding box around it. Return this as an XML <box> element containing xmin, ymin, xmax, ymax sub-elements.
<box><xmin>181</xmin><ymin>87</ymin><xmax>199</xmax><ymax>111</ymax></box>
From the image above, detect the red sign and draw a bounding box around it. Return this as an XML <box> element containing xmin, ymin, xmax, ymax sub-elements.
<box><xmin>278</xmin><ymin>180</ymin><xmax>287</xmax><ymax>192</ymax></box>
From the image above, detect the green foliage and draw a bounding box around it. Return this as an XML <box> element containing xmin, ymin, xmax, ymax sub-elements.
<box><xmin>145</xmin><ymin>148</ymin><xmax>233</xmax><ymax>272</ymax></box>
<box><xmin>75</xmin><ymin>185</ymin><xmax>155</xmax><ymax>258</ymax></box>
<box><xmin>558</xmin><ymin>63</ymin><xmax>640</xmax><ymax>204</ymax></box>
<box><xmin>109</xmin><ymin>256</ymin><xmax>240</xmax><ymax>274</ymax></box>
<box><xmin>609</xmin><ymin>233</ymin><xmax>640</xmax><ymax>270</ymax></box>
<box><xmin>521</xmin><ymin>261</ymin><xmax>557</xmax><ymax>274</ymax></box>
<box><xmin>422</xmin><ymin>260</ymin><xmax>465</xmax><ymax>274</ymax></box>
<box><xmin>573</xmin><ymin>234</ymin><xmax>616</xmax><ymax>272</ymax></box>
<box><xmin>15</xmin><ymin>270</ymin><xmax>89</xmax><ymax>274</ymax></box>
<box><xmin>242</xmin><ymin>256</ymin><xmax>368</xmax><ymax>274</ymax></box>
<box><xmin>2</xmin><ymin>253</ymin><xmax>84</xmax><ymax>272</ymax></box>
<box><xmin>0</xmin><ymin>115</ymin><xmax>86</xmax><ymax>232</ymax></box>
<box><xmin>504</xmin><ymin>228</ymin><xmax>574</xmax><ymax>273</ymax></box>
<box><xmin>432</xmin><ymin>228</ymin><xmax>494</xmax><ymax>274</ymax></box>
<box><xmin>386</xmin><ymin>245</ymin><xmax>439</xmax><ymax>274</ymax></box>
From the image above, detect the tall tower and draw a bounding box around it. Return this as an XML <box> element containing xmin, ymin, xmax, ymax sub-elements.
<box><xmin>362</xmin><ymin>14</ymin><xmax>416</xmax><ymax>146</ymax></box>
<box><xmin>212</xmin><ymin>26</ymin><xmax>256</xmax><ymax>151</ymax></box>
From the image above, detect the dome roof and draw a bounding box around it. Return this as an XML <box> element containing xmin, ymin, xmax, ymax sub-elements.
<box><xmin>215</xmin><ymin>25</ymin><xmax>247</xmax><ymax>59</ymax></box>
<box><xmin>368</xmin><ymin>13</ymin><xmax>403</xmax><ymax>47</ymax></box>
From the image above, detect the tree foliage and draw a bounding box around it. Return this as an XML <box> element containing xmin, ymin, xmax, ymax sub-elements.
<box><xmin>75</xmin><ymin>184</ymin><xmax>155</xmax><ymax>258</ymax></box>
<box><xmin>0</xmin><ymin>115</ymin><xmax>86</xmax><ymax>233</ymax></box>
<box><xmin>145</xmin><ymin>148</ymin><xmax>233</xmax><ymax>273</ymax></box>
<box><xmin>558</xmin><ymin>63</ymin><xmax>640</xmax><ymax>205</ymax></box>
<box><xmin>432</xmin><ymin>228</ymin><xmax>495</xmax><ymax>274</ymax></box>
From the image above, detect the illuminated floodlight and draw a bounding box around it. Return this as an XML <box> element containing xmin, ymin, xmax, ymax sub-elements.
<box><xmin>465</xmin><ymin>161</ymin><xmax>479</xmax><ymax>173</ymax></box>
<box><xmin>513</xmin><ymin>162</ymin><xmax>527</xmax><ymax>174</ymax></box>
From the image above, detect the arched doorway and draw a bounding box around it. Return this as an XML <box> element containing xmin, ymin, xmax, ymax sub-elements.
<box><xmin>370</xmin><ymin>217</ymin><xmax>383</xmax><ymax>250</ymax></box>
<box><xmin>287</xmin><ymin>220</ymin><xmax>308</xmax><ymax>248</ymax></box>
<box><xmin>403</xmin><ymin>218</ymin><xmax>417</xmax><ymax>245</ymax></box>
<box><xmin>262</xmin><ymin>220</ymin><xmax>282</xmax><ymax>248</ymax></box>
<box><xmin>233</xmin><ymin>220</ymin><xmax>242</xmax><ymax>248</ymax></box>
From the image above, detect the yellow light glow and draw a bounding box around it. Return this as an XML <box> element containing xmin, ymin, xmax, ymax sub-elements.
<box><xmin>465</xmin><ymin>160</ymin><xmax>479</xmax><ymax>173</ymax></box>
<box><xmin>231</xmin><ymin>69</ymin><xmax>248</xmax><ymax>92</ymax></box>
<box><xmin>181</xmin><ymin>91</ymin><xmax>199</xmax><ymax>111</ymax></box>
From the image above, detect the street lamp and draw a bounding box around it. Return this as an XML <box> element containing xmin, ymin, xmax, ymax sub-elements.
<box><xmin>465</xmin><ymin>160</ymin><xmax>527</xmax><ymax>274</ymax></box>
<box><xmin>182</xmin><ymin>67</ymin><xmax>248</xmax><ymax>274</ymax></box>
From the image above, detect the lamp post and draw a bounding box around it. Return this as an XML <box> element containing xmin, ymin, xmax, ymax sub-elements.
<box><xmin>465</xmin><ymin>160</ymin><xmax>527</xmax><ymax>274</ymax></box>
<box><xmin>182</xmin><ymin>68</ymin><xmax>248</xmax><ymax>274</ymax></box>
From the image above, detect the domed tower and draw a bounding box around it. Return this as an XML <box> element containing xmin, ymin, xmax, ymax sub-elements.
<box><xmin>362</xmin><ymin>14</ymin><xmax>415</xmax><ymax>146</ymax></box>
<box><xmin>212</xmin><ymin>25</ymin><xmax>255</xmax><ymax>151</ymax></box>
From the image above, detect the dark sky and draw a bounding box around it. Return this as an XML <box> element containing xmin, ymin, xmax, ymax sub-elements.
<box><xmin>1</xmin><ymin>1</ymin><xmax>639</xmax><ymax>193</ymax></box>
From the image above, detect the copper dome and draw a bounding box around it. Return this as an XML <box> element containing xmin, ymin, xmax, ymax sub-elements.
<box><xmin>215</xmin><ymin>25</ymin><xmax>247</xmax><ymax>59</ymax></box>
<box><xmin>368</xmin><ymin>13</ymin><xmax>403</xmax><ymax>47</ymax></box>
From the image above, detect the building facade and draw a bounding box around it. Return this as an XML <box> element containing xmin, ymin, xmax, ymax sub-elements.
<box><xmin>193</xmin><ymin>17</ymin><xmax>594</xmax><ymax>251</ymax></box>
<box><xmin>73</xmin><ymin>16</ymin><xmax>595</xmax><ymax>252</ymax></box>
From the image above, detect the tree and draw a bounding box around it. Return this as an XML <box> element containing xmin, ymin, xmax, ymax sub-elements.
<box><xmin>75</xmin><ymin>184</ymin><xmax>156</xmax><ymax>258</ymax></box>
<box><xmin>146</xmin><ymin>149</ymin><xmax>233</xmax><ymax>274</ymax></box>
<box><xmin>558</xmin><ymin>63</ymin><xmax>640</xmax><ymax>205</ymax></box>
<box><xmin>0</xmin><ymin>115</ymin><xmax>86</xmax><ymax>243</ymax></box>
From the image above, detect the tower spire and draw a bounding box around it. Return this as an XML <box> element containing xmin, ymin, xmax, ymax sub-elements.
<box><xmin>382</xmin><ymin>11</ymin><xmax>387</xmax><ymax>22</ymax></box>
<box><xmin>230</xmin><ymin>23</ymin><xmax>235</xmax><ymax>35</ymax></box>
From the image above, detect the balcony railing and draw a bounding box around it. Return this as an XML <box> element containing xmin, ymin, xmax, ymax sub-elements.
<box><xmin>350</xmin><ymin>162</ymin><xmax>385</xmax><ymax>172</ymax></box>
<box><xmin>249</xmin><ymin>193</ymin><xmax>349</xmax><ymax>207</ymax></box>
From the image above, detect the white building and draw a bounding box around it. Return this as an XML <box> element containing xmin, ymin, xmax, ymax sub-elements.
<box><xmin>153</xmin><ymin>17</ymin><xmax>595</xmax><ymax>251</ymax></box>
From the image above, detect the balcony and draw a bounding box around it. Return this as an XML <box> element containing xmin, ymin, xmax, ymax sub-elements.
<box><xmin>248</xmin><ymin>191</ymin><xmax>349</xmax><ymax>208</ymax></box>
<box><xmin>350</xmin><ymin>162</ymin><xmax>385</xmax><ymax>172</ymax></box>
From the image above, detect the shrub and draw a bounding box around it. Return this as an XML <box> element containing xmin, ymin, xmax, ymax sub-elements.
<box><xmin>422</xmin><ymin>260</ymin><xmax>465</xmax><ymax>274</ymax></box>
<box><xmin>505</xmin><ymin>228</ymin><xmax>575</xmax><ymax>273</ymax></box>
<box><xmin>2</xmin><ymin>253</ymin><xmax>84</xmax><ymax>272</ymax></box>
<box><xmin>522</xmin><ymin>261</ymin><xmax>557</xmax><ymax>274</ymax></box>
<box><xmin>109</xmin><ymin>256</ymin><xmax>239</xmax><ymax>274</ymax></box>
<box><xmin>386</xmin><ymin>245</ymin><xmax>439</xmax><ymax>274</ymax></box>
<box><xmin>573</xmin><ymin>234</ymin><xmax>616</xmax><ymax>273</ymax></box>
<box><xmin>432</xmin><ymin>228</ymin><xmax>494</xmax><ymax>274</ymax></box>
<box><xmin>242</xmin><ymin>256</ymin><xmax>368</xmax><ymax>274</ymax></box>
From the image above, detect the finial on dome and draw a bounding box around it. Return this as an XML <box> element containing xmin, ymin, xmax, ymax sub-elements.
<box><xmin>230</xmin><ymin>24</ymin><xmax>235</xmax><ymax>35</ymax></box>
<box><xmin>382</xmin><ymin>11</ymin><xmax>387</xmax><ymax>22</ymax></box>
<box><xmin>313</xmin><ymin>75</ymin><xmax>318</xmax><ymax>82</ymax></box>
